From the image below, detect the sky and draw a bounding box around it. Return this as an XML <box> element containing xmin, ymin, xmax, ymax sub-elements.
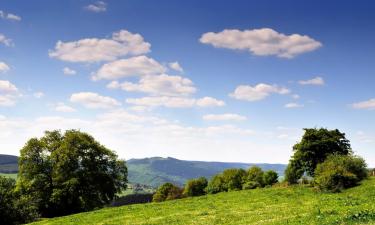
<box><xmin>0</xmin><ymin>0</ymin><xmax>374</xmax><ymax>165</ymax></box>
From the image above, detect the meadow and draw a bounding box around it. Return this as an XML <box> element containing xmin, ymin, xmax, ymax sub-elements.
<box><xmin>30</xmin><ymin>177</ymin><xmax>375</xmax><ymax>225</ymax></box>
<box><xmin>0</xmin><ymin>173</ymin><xmax>17</xmax><ymax>179</ymax></box>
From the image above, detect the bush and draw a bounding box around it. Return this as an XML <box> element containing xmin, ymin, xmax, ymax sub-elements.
<box><xmin>314</xmin><ymin>155</ymin><xmax>368</xmax><ymax>192</ymax></box>
<box><xmin>206</xmin><ymin>174</ymin><xmax>225</xmax><ymax>194</ymax></box>
<box><xmin>222</xmin><ymin>168</ymin><xmax>246</xmax><ymax>191</ymax></box>
<box><xmin>183</xmin><ymin>177</ymin><xmax>208</xmax><ymax>197</ymax></box>
<box><xmin>244</xmin><ymin>166</ymin><xmax>264</xmax><ymax>188</ymax></box>
<box><xmin>0</xmin><ymin>176</ymin><xmax>38</xmax><ymax>225</ymax></box>
<box><xmin>284</xmin><ymin>161</ymin><xmax>304</xmax><ymax>184</ymax></box>
<box><xmin>152</xmin><ymin>183</ymin><xmax>183</xmax><ymax>202</ymax></box>
<box><xmin>263</xmin><ymin>170</ymin><xmax>279</xmax><ymax>186</ymax></box>
<box><xmin>110</xmin><ymin>193</ymin><xmax>153</xmax><ymax>207</ymax></box>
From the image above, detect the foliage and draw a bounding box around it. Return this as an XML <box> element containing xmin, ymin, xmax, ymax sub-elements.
<box><xmin>263</xmin><ymin>170</ymin><xmax>279</xmax><ymax>186</ymax></box>
<box><xmin>206</xmin><ymin>174</ymin><xmax>225</xmax><ymax>194</ymax></box>
<box><xmin>221</xmin><ymin>168</ymin><xmax>246</xmax><ymax>191</ymax></box>
<box><xmin>16</xmin><ymin>130</ymin><xmax>128</xmax><ymax>217</ymax></box>
<box><xmin>183</xmin><ymin>177</ymin><xmax>208</xmax><ymax>197</ymax></box>
<box><xmin>0</xmin><ymin>176</ymin><xmax>38</xmax><ymax>225</ymax></box>
<box><xmin>30</xmin><ymin>178</ymin><xmax>375</xmax><ymax>225</ymax></box>
<box><xmin>152</xmin><ymin>183</ymin><xmax>183</xmax><ymax>202</ymax></box>
<box><xmin>314</xmin><ymin>154</ymin><xmax>368</xmax><ymax>192</ymax></box>
<box><xmin>244</xmin><ymin>166</ymin><xmax>264</xmax><ymax>188</ymax></box>
<box><xmin>110</xmin><ymin>193</ymin><xmax>153</xmax><ymax>207</ymax></box>
<box><xmin>285</xmin><ymin>128</ymin><xmax>352</xmax><ymax>183</ymax></box>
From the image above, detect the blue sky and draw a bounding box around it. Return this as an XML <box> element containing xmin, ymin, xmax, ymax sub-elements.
<box><xmin>0</xmin><ymin>0</ymin><xmax>374</xmax><ymax>165</ymax></box>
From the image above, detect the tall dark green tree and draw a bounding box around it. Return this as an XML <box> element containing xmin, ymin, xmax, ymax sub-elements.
<box><xmin>16</xmin><ymin>130</ymin><xmax>128</xmax><ymax>217</ymax></box>
<box><xmin>285</xmin><ymin>128</ymin><xmax>352</xmax><ymax>183</ymax></box>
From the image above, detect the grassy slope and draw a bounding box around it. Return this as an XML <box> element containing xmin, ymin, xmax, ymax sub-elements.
<box><xmin>0</xmin><ymin>173</ymin><xmax>17</xmax><ymax>179</ymax></box>
<box><xmin>31</xmin><ymin>178</ymin><xmax>375</xmax><ymax>225</ymax></box>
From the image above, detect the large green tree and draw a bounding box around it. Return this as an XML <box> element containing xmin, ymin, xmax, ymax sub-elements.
<box><xmin>16</xmin><ymin>130</ymin><xmax>128</xmax><ymax>217</ymax></box>
<box><xmin>285</xmin><ymin>128</ymin><xmax>352</xmax><ymax>183</ymax></box>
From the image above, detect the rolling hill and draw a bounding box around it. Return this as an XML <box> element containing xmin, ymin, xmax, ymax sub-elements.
<box><xmin>0</xmin><ymin>155</ymin><xmax>286</xmax><ymax>187</ymax></box>
<box><xmin>30</xmin><ymin>177</ymin><xmax>375</xmax><ymax>225</ymax></box>
<box><xmin>127</xmin><ymin>157</ymin><xmax>286</xmax><ymax>187</ymax></box>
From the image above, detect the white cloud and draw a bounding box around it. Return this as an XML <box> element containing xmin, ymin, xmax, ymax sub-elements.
<box><xmin>110</xmin><ymin>74</ymin><xmax>196</xmax><ymax>96</ymax></box>
<box><xmin>196</xmin><ymin>97</ymin><xmax>225</xmax><ymax>107</ymax></box>
<box><xmin>168</xmin><ymin>61</ymin><xmax>183</xmax><ymax>72</ymax></box>
<box><xmin>0</xmin><ymin>62</ymin><xmax>10</xmax><ymax>73</ymax></box>
<box><xmin>0</xmin><ymin>10</ymin><xmax>21</xmax><ymax>21</ymax></box>
<box><xmin>351</xmin><ymin>98</ymin><xmax>375</xmax><ymax>110</ymax></box>
<box><xmin>85</xmin><ymin>1</ymin><xmax>107</xmax><ymax>12</ymax></box>
<box><xmin>0</xmin><ymin>34</ymin><xmax>13</xmax><ymax>47</ymax></box>
<box><xmin>49</xmin><ymin>30</ymin><xmax>150</xmax><ymax>63</ymax></box>
<box><xmin>284</xmin><ymin>102</ymin><xmax>304</xmax><ymax>108</ymax></box>
<box><xmin>54</xmin><ymin>102</ymin><xmax>76</xmax><ymax>113</ymax></box>
<box><xmin>229</xmin><ymin>83</ymin><xmax>290</xmax><ymax>101</ymax></box>
<box><xmin>200</xmin><ymin>28</ymin><xmax>322</xmax><ymax>58</ymax></box>
<box><xmin>33</xmin><ymin>92</ymin><xmax>44</xmax><ymax>99</ymax></box>
<box><xmin>299</xmin><ymin>76</ymin><xmax>325</xmax><ymax>85</ymax></box>
<box><xmin>93</xmin><ymin>56</ymin><xmax>165</xmax><ymax>80</ymax></box>
<box><xmin>63</xmin><ymin>67</ymin><xmax>77</xmax><ymax>75</ymax></box>
<box><xmin>126</xmin><ymin>96</ymin><xmax>225</xmax><ymax>108</ymax></box>
<box><xmin>291</xmin><ymin>94</ymin><xmax>300</xmax><ymax>99</ymax></box>
<box><xmin>70</xmin><ymin>92</ymin><xmax>121</xmax><ymax>109</ymax></box>
<box><xmin>203</xmin><ymin>113</ymin><xmax>247</xmax><ymax>121</ymax></box>
<box><xmin>0</xmin><ymin>80</ymin><xmax>20</xmax><ymax>106</ymax></box>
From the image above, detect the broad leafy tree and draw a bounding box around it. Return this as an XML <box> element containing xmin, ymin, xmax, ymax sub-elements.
<box><xmin>285</xmin><ymin>128</ymin><xmax>352</xmax><ymax>183</ymax></box>
<box><xmin>152</xmin><ymin>183</ymin><xmax>183</xmax><ymax>202</ymax></box>
<box><xmin>16</xmin><ymin>130</ymin><xmax>128</xmax><ymax>217</ymax></box>
<box><xmin>183</xmin><ymin>177</ymin><xmax>208</xmax><ymax>197</ymax></box>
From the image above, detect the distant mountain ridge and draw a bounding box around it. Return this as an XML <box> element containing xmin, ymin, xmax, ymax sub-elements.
<box><xmin>127</xmin><ymin>157</ymin><xmax>286</xmax><ymax>187</ymax></box>
<box><xmin>0</xmin><ymin>155</ymin><xmax>286</xmax><ymax>187</ymax></box>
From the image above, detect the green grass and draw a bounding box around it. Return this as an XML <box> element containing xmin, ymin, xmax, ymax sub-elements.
<box><xmin>0</xmin><ymin>173</ymin><xmax>17</xmax><ymax>179</ymax></box>
<box><xmin>31</xmin><ymin>178</ymin><xmax>375</xmax><ymax>225</ymax></box>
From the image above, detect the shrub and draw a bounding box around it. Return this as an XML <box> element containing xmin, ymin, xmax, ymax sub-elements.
<box><xmin>0</xmin><ymin>176</ymin><xmax>38</xmax><ymax>225</ymax></box>
<box><xmin>222</xmin><ymin>168</ymin><xmax>246</xmax><ymax>191</ymax></box>
<box><xmin>284</xmin><ymin>161</ymin><xmax>304</xmax><ymax>184</ymax></box>
<box><xmin>263</xmin><ymin>170</ymin><xmax>279</xmax><ymax>186</ymax></box>
<box><xmin>183</xmin><ymin>177</ymin><xmax>208</xmax><ymax>197</ymax></box>
<box><xmin>206</xmin><ymin>174</ymin><xmax>225</xmax><ymax>194</ymax></box>
<box><xmin>244</xmin><ymin>166</ymin><xmax>264</xmax><ymax>188</ymax></box>
<box><xmin>152</xmin><ymin>183</ymin><xmax>183</xmax><ymax>202</ymax></box>
<box><xmin>111</xmin><ymin>193</ymin><xmax>153</xmax><ymax>207</ymax></box>
<box><xmin>314</xmin><ymin>155</ymin><xmax>368</xmax><ymax>192</ymax></box>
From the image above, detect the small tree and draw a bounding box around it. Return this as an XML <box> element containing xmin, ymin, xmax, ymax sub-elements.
<box><xmin>314</xmin><ymin>154</ymin><xmax>368</xmax><ymax>192</ymax></box>
<box><xmin>206</xmin><ymin>174</ymin><xmax>225</xmax><ymax>194</ymax></box>
<box><xmin>221</xmin><ymin>168</ymin><xmax>247</xmax><ymax>191</ymax></box>
<box><xmin>263</xmin><ymin>170</ymin><xmax>278</xmax><ymax>186</ymax></box>
<box><xmin>17</xmin><ymin>130</ymin><xmax>128</xmax><ymax>217</ymax></box>
<box><xmin>183</xmin><ymin>177</ymin><xmax>208</xmax><ymax>197</ymax></box>
<box><xmin>243</xmin><ymin>166</ymin><xmax>264</xmax><ymax>189</ymax></box>
<box><xmin>152</xmin><ymin>183</ymin><xmax>183</xmax><ymax>202</ymax></box>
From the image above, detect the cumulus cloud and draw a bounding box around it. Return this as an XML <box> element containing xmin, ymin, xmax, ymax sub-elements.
<box><xmin>284</xmin><ymin>102</ymin><xmax>304</xmax><ymax>108</ymax></box>
<box><xmin>0</xmin><ymin>10</ymin><xmax>21</xmax><ymax>21</ymax></box>
<box><xmin>63</xmin><ymin>67</ymin><xmax>77</xmax><ymax>75</ymax></box>
<box><xmin>0</xmin><ymin>34</ymin><xmax>13</xmax><ymax>47</ymax></box>
<box><xmin>229</xmin><ymin>83</ymin><xmax>290</xmax><ymax>101</ymax></box>
<box><xmin>126</xmin><ymin>96</ymin><xmax>224</xmax><ymax>108</ymax></box>
<box><xmin>49</xmin><ymin>30</ymin><xmax>150</xmax><ymax>63</ymax></box>
<box><xmin>196</xmin><ymin>97</ymin><xmax>225</xmax><ymax>107</ymax></box>
<box><xmin>0</xmin><ymin>80</ymin><xmax>20</xmax><ymax>106</ymax></box>
<box><xmin>203</xmin><ymin>113</ymin><xmax>247</xmax><ymax>121</ymax></box>
<box><xmin>93</xmin><ymin>56</ymin><xmax>165</xmax><ymax>80</ymax></box>
<box><xmin>85</xmin><ymin>1</ymin><xmax>107</xmax><ymax>12</ymax></box>
<box><xmin>299</xmin><ymin>76</ymin><xmax>325</xmax><ymax>85</ymax></box>
<box><xmin>108</xmin><ymin>74</ymin><xmax>196</xmax><ymax>96</ymax></box>
<box><xmin>70</xmin><ymin>92</ymin><xmax>121</xmax><ymax>109</ymax></box>
<box><xmin>168</xmin><ymin>61</ymin><xmax>183</xmax><ymax>72</ymax></box>
<box><xmin>54</xmin><ymin>102</ymin><xmax>76</xmax><ymax>113</ymax></box>
<box><xmin>0</xmin><ymin>62</ymin><xmax>10</xmax><ymax>73</ymax></box>
<box><xmin>200</xmin><ymin>28</ymin><xmax>322</xmax><ymax>58</ymax></box>
<box><xmin>351</xmin><ymin>98</ymin><xmax>375</xmax><ymax>110</ymax></box>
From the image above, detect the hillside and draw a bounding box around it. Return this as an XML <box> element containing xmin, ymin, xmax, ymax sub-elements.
<box><xmin>30</xmin><ymin>178</ymin><xmax>375</xmax><ymax>225</ymax></box>
<box><xmin>0</xmin><ymin>154</ymin><xmax>18</xmax><ymax>173</ymax></box>
<box><xmin>0</xmin><ymin>155</ymin><xmax>286</xmax><ymax>187</ymax></box>
<box><xmin>127</xmin><ymin>157</ymin><xmax>286</xmax><ymax>187</ymax></box>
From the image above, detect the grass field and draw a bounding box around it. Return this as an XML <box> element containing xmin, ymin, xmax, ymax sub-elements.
<box><xmin>30</xmin><ymin>177</ymin><xmax>375</xmax><ymax>225</ymax></box>
<box><xmin>0</xmin><ymin>173</ymin><xmax>17</xmax><ymax>179</ymax></box>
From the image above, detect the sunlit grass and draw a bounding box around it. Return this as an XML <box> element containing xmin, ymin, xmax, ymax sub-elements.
<box><xmin>31</xmin><ymin>177</ymin><xmax>375</xmax><ymax>225</ymax></box>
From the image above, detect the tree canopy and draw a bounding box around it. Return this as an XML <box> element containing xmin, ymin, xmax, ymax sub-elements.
<box><xmin>16</xmin><ymin>130</ymin><xmax>128</xmax><ymax>217</ymax></box>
